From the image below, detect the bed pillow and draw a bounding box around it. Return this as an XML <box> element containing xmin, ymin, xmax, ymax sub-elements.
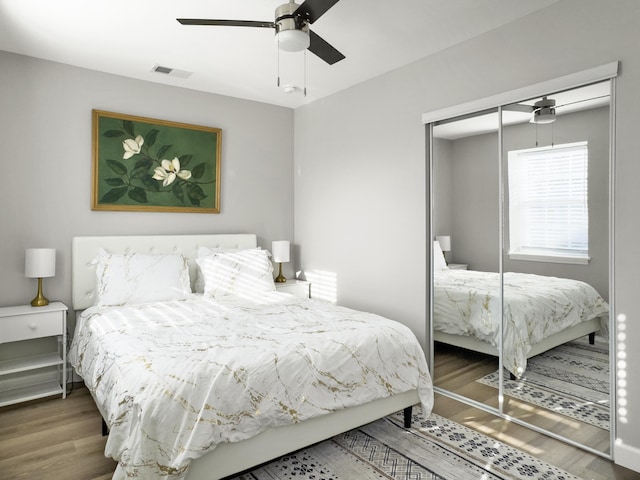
<box><xmin>433</xmin><ymin>240</ymin><xmax>449</xmax><ymax>271</ymax></box>
<box><xmin>193</xmin><ymin>246</ymin><xmax>230</xmax><ymax>293</ymax></box>
<box><xmin>94</xmin><ymin>248</ymin><xmax>191</xmax><ymax>307</ymax></box>
<box><xmin>197</xmin><ymin>248</ymin><xmax>276</xmax><ymax>298</ymax></box>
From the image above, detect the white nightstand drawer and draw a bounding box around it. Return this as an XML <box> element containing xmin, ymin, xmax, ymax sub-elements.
<box><xmin>1</xmin><ymin>310</ymin><xmax>63</xmax><ymax>343</ymax></box>
<box><xmin>275</xmin><ymin>279</ymin><xmax>311</xmax><ymax>299</ymax></box>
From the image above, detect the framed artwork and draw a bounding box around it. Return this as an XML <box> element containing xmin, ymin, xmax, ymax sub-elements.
<box><xmin>92</xmin><ymin>110</ymin><xmax>221</xmax><ymax>213</ymax></box>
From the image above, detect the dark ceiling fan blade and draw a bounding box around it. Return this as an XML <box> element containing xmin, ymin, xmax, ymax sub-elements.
<box><xmin>556</xmin><ymin>94</ymin><xmax>610</xmax><ymax>109</ymax></box>
<box><xmin>503</xmin><ymin>103</ymin><xmax>533</xmax><ymax>113</ymax></box>
<box><xmin>308</xmin><ymin>30</ymin><xmax>344</xmax><ymax>65</ymax></box>
<box><xmin>177</xmin><ymin>19</ymin><xmax>275</xmax><ymax>28</ymax></box>
<box><xmin>294</xmin><ymin>0</ymin><xmax>341</xmax><ymax>24</ymax></box>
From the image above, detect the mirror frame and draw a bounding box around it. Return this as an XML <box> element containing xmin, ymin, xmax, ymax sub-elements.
<box><xmin>425</xmin><ymin>62</ymin><xmax>619</xmax><ymax>458</ymax></box>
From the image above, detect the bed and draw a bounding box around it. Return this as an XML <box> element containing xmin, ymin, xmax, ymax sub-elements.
<box><xmin>69</xmin><ymin>234</ymin><xmax>433</xmax><ymax>480</ymax></box>
<box><xmin>432</xmin><ymin>241</ymin><xmax>609</xmax><ymax>378</ymax></box>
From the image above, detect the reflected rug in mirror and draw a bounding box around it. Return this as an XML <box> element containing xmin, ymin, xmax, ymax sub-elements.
<box><xmin>477</xmin><ymin>336</ymin><xmax>609</xmax><ymax>430</ymax></box>
<box><xmin>230</xmin><ymin>407</ymin><xmax>581</xmax><ymax>480</ymax></box>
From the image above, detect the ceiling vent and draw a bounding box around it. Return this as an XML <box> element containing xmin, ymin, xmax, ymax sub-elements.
<box><xmin>152</xmin><ymin>65</ymin><xmax>193</xmax><ymax>79</ymax></box>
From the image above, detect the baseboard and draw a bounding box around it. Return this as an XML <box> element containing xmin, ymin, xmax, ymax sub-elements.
<box><xmin>614</xmin><ymin>440</ymin><xmax>640</xmax><ymax>473</ymax></box>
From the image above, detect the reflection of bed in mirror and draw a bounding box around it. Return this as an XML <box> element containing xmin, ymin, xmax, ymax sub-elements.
<box><xmin>432</xmin><ymin>241</ymin><xmax>609</xmax><ymax>378</ymax></box>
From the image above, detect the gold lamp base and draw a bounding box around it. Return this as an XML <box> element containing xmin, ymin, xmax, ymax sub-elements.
<box><xmin>274</xmin><ymin>262</ymin><xmax>287</xmax><ymax>283</ymax></box>
<box><xmin>31</xmin><ymin>277</ymin><xmax>50</xmax><ymax>307</ymax></box>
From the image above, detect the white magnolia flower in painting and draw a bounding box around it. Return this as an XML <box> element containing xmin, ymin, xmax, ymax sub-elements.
<box><xmin>122</xmin><ymin>135</ymin><xmax>144</xmax><ymax>159</ymax></box>
<box><xmin>152</xmin><ymin>157</ymin><xmax>192</xmax><ymax>187</ymax></box>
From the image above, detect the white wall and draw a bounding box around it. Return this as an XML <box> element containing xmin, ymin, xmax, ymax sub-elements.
<box><xmin>294</xmin><ymin>0</ymin><xmax>640</xmax><ymax>470</ymax></box>
<box><xmin>0</xmin><ymin>50</ymin><xmax>295</xmax><ymax>318</ymax></box>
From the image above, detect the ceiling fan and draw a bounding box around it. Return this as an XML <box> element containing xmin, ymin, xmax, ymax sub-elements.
<box><xmin>504</xmin><ymin>94</ymin><xmax>610</xmax><ymax>125</ymax></box>
<box><xmin>177</xmin><ymin>0</ymin><xmax>345</xmax><ymax>65</ymax></box>
<box><xmin>531</xmin><ymin>96</ymin><xmax>556</xmax><ymax>124</ymax></box>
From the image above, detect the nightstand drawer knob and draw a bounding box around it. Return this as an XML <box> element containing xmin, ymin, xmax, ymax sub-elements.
<box><xmin>29</xmin><ymin>323</ymin><xmax>38</xmax><ymax>330</ymax></box>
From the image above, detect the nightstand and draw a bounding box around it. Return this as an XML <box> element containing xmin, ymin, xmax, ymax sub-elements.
<box><xmin>447</xmin><ymin>263</ymin><xmax>468</xmax><ymax>270</ymax></box>
<box><xmin>0</xmin><ymin>302</ymin><xmax>68</xmax><ymax>407</ymax></box>
<box><xmin>274</xmin><ymin>279</ymin><xmax>311</xmax><ymax>298</ymax></box>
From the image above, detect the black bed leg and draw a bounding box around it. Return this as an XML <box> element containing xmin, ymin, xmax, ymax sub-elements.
<box><xmin>403</xmin><ymin>406</ymin><xmax>413</xmax><ymax>428</ymax></box>
<box><xmin>102</xmin><ymin>418</ymin><xmax>109</xmax><ymax>436</ymax></box>
<box><xmin>589</xmin><ymin>332</ymin><xmax>595</xmax><ymax>344</ymax></box>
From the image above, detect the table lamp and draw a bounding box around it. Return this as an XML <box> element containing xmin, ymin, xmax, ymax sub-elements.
<box><xmin>272</xmin><ymin>241</ymin><xmax>290</xmax><ymax>283</ymax></box>
<box><xmin>435</xmin><ymin>235</ymin><xmax>451</xmax><ymax>264</ymax></box>
<box><xmin>25</xmin><ymin>248</ymin><xmax>56</xmax><ymax>306</ymax></box>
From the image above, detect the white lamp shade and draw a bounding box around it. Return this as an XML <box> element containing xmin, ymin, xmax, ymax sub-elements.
<box><xmin>275</xmin><ymin>29</ymin><xmax>310</xmax><ymax>52</ymax></box>
<box><xmin>272</xmin><ymin>241</ymin><xmax>290</xmax><ymax>263</ymax></box>
<box><xmin>532</xmin><ymin>108</ymin><xmax>556</xmax><ymax>124</ymax></box>
<box><xmin>435</xmin><ymin>236</ymin><xmax>451</xmax><ymax>252</ymax></box>
<box><xmin>25</xmin><ymin>248</ymin><xmax>56</xmax><ymax>278</ymax></box>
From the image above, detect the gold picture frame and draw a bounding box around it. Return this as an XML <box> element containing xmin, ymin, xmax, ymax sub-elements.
<box><xmin>92</xmin><ymin>110</ymin><xmax>221</xmax><ymax>213</ymax></box>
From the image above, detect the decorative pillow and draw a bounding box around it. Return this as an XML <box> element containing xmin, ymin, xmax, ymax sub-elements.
<box><xmin>433</xmin><ymin>241</ymin><xmax>449</xmax><ymax>271</ymax></box>
<box><xmin>94</xmin><ymin>249</ymin><xmax>191</xmax><ymax>307</ymax></box>
<box><xmin>197</xmin><ymin>248</ymin><xmax>275</xmax><ymax>298</ymax></box>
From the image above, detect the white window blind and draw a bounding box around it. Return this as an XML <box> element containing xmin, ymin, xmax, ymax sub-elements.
<box><xmin>507</xmin><ymin>142</ymin><xmax>589</xmax><ymax>263</ymax></box>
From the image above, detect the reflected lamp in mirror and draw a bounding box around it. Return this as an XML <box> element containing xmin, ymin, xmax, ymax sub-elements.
<box><xmin>25</xmin><ymin>248</ymin><xmax>56</xmax><ymax>307</ymax></box>
<box><xmin>272</xmin><ymin>241</ymin><xmax>290</xmax><ymax>283</ymax></box>
<box><xmin>435</xmin><ymin>235</ymin><xmax>451</xmax><ymax>264</ymax></box>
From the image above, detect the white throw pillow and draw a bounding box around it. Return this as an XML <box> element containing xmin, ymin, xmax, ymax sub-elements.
<box><xmin>197</xmin><ymin>248</ymin><xmax>275</xmax><ymax>298</ymax></box>
<box><xmin>94</xmin><ymin>249</ymin><xmax>191</xmax><ymax>307</ymax></box>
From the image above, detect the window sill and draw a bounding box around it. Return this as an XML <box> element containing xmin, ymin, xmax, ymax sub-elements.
<box><xmin>508</xmin><ymin>252</ymin><xmax>590</xmax><ymax>265</ymax></box>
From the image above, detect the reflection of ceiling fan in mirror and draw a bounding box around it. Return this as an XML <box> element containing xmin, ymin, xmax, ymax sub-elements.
<box><xmin>177</xmin><ymin>0</ymin><xmax>345</xmax><ymax>65</ymax></box>
<box><xmin>531</xmin><ymin>96</ymin><xmax>556</xmax><ymax>124</ymax></box>
<box><xmin>505</xmin><ymin>92</ymin><xmax>611</xmax><ymax>124</ymax></box>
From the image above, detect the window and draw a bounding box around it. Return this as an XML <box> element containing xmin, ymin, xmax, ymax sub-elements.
<box><xmin>507</xmin><ymin>141</ymin><xmax>589</xmax><ymax>264</ymax></box>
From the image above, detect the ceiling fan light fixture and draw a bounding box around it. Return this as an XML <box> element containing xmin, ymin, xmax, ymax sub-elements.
<box><xmin>532</xmin><ymin>96</ymin><xmax>557</xmax><ymax>124</ymax></box>
<box><xmin>533</xmin><ymin>109</ymin><xmax>556</xmax><ymax>124</ymax></box>
<box><xmin>275</xmin><ymin>28</ymin><xmax>310</xmax><ymax>52</ymax></box>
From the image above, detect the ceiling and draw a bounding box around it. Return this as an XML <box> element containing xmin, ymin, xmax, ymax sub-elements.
<box><xmin>0</xmin><ymin>0</ymin><xmax>560</xmax><ymax>109</ymax></box>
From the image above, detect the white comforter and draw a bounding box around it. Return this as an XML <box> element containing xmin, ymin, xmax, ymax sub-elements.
<box><xmin>69</xmin><ymin>292</ymin><xmax>433</xmax><ymax>480</ymax></box>
<box><xmin>434</xmin><ymin>270</ymin><xmax>608</xmax><ymax>377</ymax></box>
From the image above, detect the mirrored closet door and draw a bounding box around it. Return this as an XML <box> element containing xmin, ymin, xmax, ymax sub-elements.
<box><xmin>431</xmin><ymin>108</ymin><xmax>501</xmax><ymax>413</ymax></box>
<box><xmin>427</xmin><ymin>63</ymin><xmax>617</xmax><ymax>457</ymax></box>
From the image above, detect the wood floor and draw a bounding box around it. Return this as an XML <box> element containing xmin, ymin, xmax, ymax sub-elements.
<box><xmin>0</xmin><ymin>386</ymin><xmax>116</xmax><ymax>479</ymax></box>
<box><xmin>434</xmin><ymin>341</ymin><xmax>611</xmax><ymax>452</ymax></box>
<box><xmin>0</xmin><ymin>384</ymin><xmax>638</xmax><ymax>480</ymax></box>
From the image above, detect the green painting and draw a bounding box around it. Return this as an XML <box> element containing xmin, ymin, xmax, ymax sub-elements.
<box><xmin>92</xmin><ymin>110</ymin><xmax>221</xmax><ymax>213</ymax></box>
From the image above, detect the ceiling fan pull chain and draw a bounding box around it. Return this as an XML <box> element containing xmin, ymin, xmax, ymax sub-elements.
<box><xmin>304</xmin><ymin>49</ymin><xmax>307</xmax><ymax>97</ymax></box>
<box><xmin>277</xmin><ymin>34</ymin><xmax>281</xmax><ymax>87</ymax></box>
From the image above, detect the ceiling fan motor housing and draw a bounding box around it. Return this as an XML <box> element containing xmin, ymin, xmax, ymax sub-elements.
<box><xmin>533</xmin><ymin>96</ymin><xmax>557</xmax><ymax>124</ymax></box>
<box><xmin>275</xmin><ymin>2</ymin><xmax>310</xmax><ymax>52</ymax></box>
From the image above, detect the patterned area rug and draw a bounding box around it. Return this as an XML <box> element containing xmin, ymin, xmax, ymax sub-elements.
<box><xmin>477</xmin><ymin>337</ymin><xmax>610</xmax><ymax>430</ymax></box>
<box><xmin>230</xmin><ymin>406</ymin><xmax>581</xmax><ymax>480</ymax></box>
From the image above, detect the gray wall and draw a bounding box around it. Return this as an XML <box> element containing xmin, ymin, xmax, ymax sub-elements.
<box><xmin>449</xmin><ymin>132</ymin><xmax>501</xmax><ymax>273</ymax></box>
<box><xmin>432</xmin><ymin>138</ymin><xmax>453</xmax><ymax>246</ymax></box>
<box><xmin>294</xmin><ymin>0</ymin><xmax>640</xmax><ymax>468</ymax></box>
<box><xmin>0</xmin><ymin>50</ymin><xmax>295</xmax><ymax>320</ymax></box>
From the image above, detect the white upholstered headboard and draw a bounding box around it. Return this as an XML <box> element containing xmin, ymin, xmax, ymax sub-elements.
<box><xmin>71</xmin><ymin>234</ymin><xmax>258</xmax><ymax>311</ymax></box>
